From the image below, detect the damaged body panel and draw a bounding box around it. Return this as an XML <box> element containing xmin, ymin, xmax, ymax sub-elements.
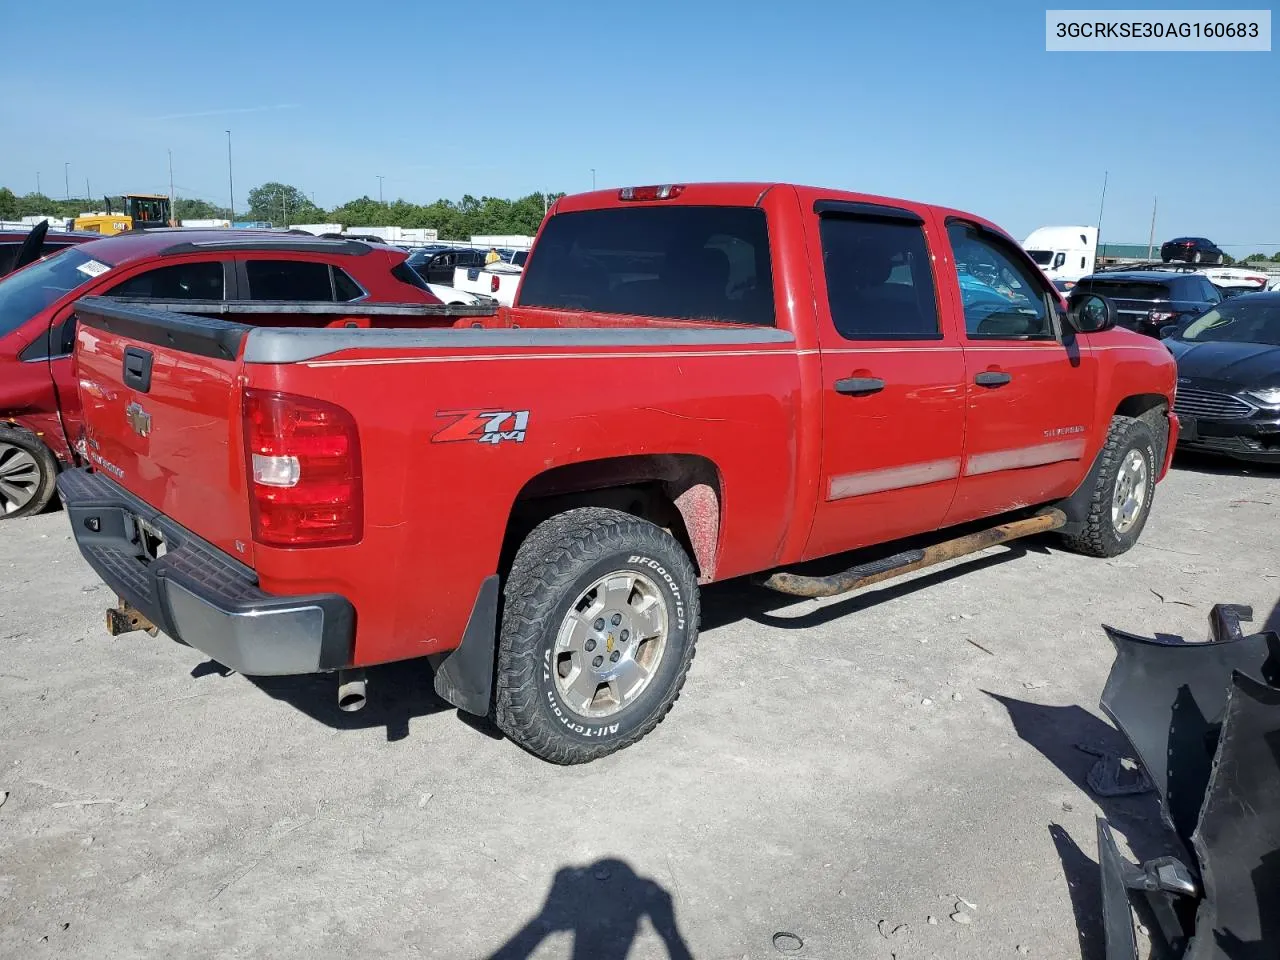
<box><xmin>1095</xmin><ymin>604</ymin><xmax>1280</xmax><ymax>960</ymax></box>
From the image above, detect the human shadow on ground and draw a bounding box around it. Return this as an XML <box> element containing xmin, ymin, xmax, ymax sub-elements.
<box><xmin>987</xmin><ymin>694</ymin><xmax>1183</xmax><ymax>958</ymax></box>
<box><xmin>487</xmin><ymin>858</ymin><xmax>693</xmax><ymax>960</ymax></box>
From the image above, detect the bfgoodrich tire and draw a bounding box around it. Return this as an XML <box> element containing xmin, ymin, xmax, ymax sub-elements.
<box><xmin>1060</xmin><ymin>416</ymin><xmax>1159</xmax><ymax>558</ymax></box>
<box><xmin>0</xmin><ymin>427</ymin><xmax>58</xmax><ymax>520</ymax></box>
<box><xmin>494</xmin><ymin>507</ymin><xmax>700</xmax><ymax>764</ymax></box>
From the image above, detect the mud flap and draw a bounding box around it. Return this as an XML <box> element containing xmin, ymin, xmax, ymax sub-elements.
<box><xmin>431</xmin><ymin>574</ymin><xmax>499</xmax><ymax>716</ymax></box>
<box><xmin>1095</xmin><ymin>604</ymin><xmax>1280</xmax><ymax>960</ymax></box>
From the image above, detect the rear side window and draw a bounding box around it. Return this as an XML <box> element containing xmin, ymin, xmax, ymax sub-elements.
<box><xmin>819</xmin><ymin>215</ymin><xmax>940</xmax><ymax>340</ymax></box>
<box><xmin>518</xmin><ymin>206</ymin><xmax>775</xmax><ymax>326</ymax></box>
<box><xmin>1081</xmin><ymin>280</ymin><xmax>1172</xmax><ymax>300</ymax></box>
<box><xmin>109</xmin><ymin>261</ymin><xmax>225</xmax><ymax>300</ymax></box>
<box><xmin>244</xmin><ymin>260</ymin><xmax>362</xmax><ymax>301</ymax></box>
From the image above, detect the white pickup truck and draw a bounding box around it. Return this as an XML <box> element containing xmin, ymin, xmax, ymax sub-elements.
<box><xmin>452</xmin><ymin>251</ymin><xmax>527</xmax><ymax>307</ymax></box>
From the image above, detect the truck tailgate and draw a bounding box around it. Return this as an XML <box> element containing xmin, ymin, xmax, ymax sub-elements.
<box><xmin>74</xmin><ymin>298</ymin><xmax>255</xmax><ymax>564</ymax></box>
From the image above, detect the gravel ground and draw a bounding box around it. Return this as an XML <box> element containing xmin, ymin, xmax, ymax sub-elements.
<box><xmin>1</xmin><ymin>454</ymin><xmax>1277</xmax><ymax>960</ymax></box>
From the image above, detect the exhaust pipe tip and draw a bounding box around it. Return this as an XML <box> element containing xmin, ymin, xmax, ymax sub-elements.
<box><xmin>337</xmin><ymin>670</ymin><xmax>367</xmax><ymax>713</ymax></box>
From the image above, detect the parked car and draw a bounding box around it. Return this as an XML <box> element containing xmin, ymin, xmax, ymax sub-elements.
<box><xmin>407</xmin><ymin>247</ymin><xmax>488</xmax><ymax>286</ymax></box>
<box><xmin>453</xmin><ymin>260</ymin><xmax>523</xmax><ymax>306</ymax></box>
<box><xmin>1161</xmin><ymin>237</ymin><xmax>1224</xmax><ymax>264</ymax></box>
<box><xmin>60</xmin><ymin>181</ymin><xmax>1177</xmax><ymax>764</ymax></box>
<box><xmin>1200</xmin><ymin>266</ymin><xmax>1272</xmax><ymax>293</ymax></box>
<box><xmin>1163</xmin><ymin>292</ymin><xmax>1280</xmax><ymax>462</ymax></box>
<box><xmin>0</xmin><ymin>226</ymin><xmax>97</xmax><ymax>277</ymax></box>
<box><xmin>1070</xmin><ymin>270</ymin><xmax>1221</xmax><ymax>337</ymax></box>
<box><xmin>426</xmin><ymin>282</ymin><xmax>496</xmax><ymax>306</ymax></box>
<box><xmin>0</xmin><ymin>230</ymin><xmax>440</xmax><ymax>519</ymax></box>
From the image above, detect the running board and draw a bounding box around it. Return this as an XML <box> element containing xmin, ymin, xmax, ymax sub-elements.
<box><xmin>759</xmin><ymin>509</ymin><xmax>1066</xmax><ymax>599</ymax></box>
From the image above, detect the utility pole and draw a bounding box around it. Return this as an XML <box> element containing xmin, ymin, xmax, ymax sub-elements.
<box><xmin>168</xmin><ymin>149</ymin><xmax>175</xmax><ymax>222</ymax></box>
<box><xmin>376</xmin><ymin>175</ymin><xmax>384</xmax><ymax>204</ymax></box>
<box><xmin>281</xmin><ymin>187</ymin><xmax>288</xmax><ymax>227</ymax></box>
<box><xmin>85</xmin><ymin>178</ymin><xmax>90</xmax><ymax>204</ymax></box>
<box><xmin>225</xmin><ymin>130</ymin><xmax>235</xmax><ymax>222</ymax></box>
<box><xmin>1095</xmin><ymin>170</ymin><xmax>1109</xmax><ymax>252</ymax></box>
<box><xmin>36</xmin><ymin>171</ymin><xmax>41</xmax><ymax>196</ymax></box>
<box><xmin>1146</xmin><ymin>197</ymin><xmax>1158</xmax><ymax>261</ymax></box>
<box><xmin>64</xmin><ymin>162</ymin><xmax>70</xmax><ymax>200</ymax></box>
<box><xmin>591</xmin><ymin>168</ymin><xmax>596</xmax><ymax>190</ymax></box>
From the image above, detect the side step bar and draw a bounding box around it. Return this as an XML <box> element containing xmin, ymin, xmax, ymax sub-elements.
<box><xmin>760</xmin><ymin>509</ymin><xmax>1066</xmax><ymax>599</ymax></box>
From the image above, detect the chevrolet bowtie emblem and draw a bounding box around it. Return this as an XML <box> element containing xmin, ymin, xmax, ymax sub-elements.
<box><xmin>125</xmin><ymin>401</ymin><xmax>152</xmax><ymax>438</ymax></box>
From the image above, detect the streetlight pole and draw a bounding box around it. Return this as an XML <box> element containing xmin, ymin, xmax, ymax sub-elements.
<box><xmin>64</xmin><ymin>162</ymin><xmax>70</xmax><ymax>200</ymax></box>
<box><xmin>225</xmin><ymin>130</ymin><xmax>235</xmax><ymax>222</ymax></box>
<box><xmin>36</xmin><ymin>171</ymin><xmax>41</xmax><ymax>196</ymax></box>
<box><xmin>376</xmin><ymin>175</ymin><xmax>384</xmax><ymax>204</ymax></box>
<box><xmin>168</xmin><ymin>149</ymin><xmax>175</xmax><ymax>223</ymax></box>
<box><xmin>591</xmin><ymin>168</ymin><xmax>596</xmax><ymax>190</ymax></box>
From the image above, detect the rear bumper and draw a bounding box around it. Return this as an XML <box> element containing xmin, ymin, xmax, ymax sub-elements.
<box><xmin>57</xmin><ymin>468</ymin><xmax>354</xmax><ymax>675</ymax></box>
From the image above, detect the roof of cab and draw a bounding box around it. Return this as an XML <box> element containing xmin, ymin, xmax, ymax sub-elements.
<box><xmin>552</xmin><ymin>182</ymin><xmax>1013</xmax><ymax>242</ymax></box>
<box><xmin>72</xmin><ymin>229</ymin><xmax>378</xmax><ymax>265</ymax></box>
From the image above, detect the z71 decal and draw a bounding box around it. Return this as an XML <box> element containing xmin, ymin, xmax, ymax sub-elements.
<box><xmin>432</xmin><ymin>409</ymin><xmax>530</xmax><ymax>445</ymax></box>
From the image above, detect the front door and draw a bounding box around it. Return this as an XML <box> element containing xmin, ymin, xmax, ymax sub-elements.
<box><xmin>938</xmin><ymin>219</ymin><xmax>1098</xmax><ymax>525</ymax></box>
<box><xmin>804</xmin><ymin>202</ymin><xmax>967</xmax><ymax>560</ymax></box>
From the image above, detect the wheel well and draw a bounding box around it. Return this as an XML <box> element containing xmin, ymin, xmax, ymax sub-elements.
<box><xmin>500</xmin><ymin>455</ymin><xmax>722</xmax><ymax>581</ymax></box>
<box><xmin>1115</xmin><ymin>394</ymin><xmax>1168</xmax><ymax>420</ymax></box>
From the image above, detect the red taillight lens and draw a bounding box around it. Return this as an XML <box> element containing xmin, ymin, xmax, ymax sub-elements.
<box><xmin>618</xmin><ymin>184</ymin><xmax>686</xmax><ymax>201</ymax></box>
<box><xmin>242</xmin><ymin>389</ymin><xmax>362</xmax><ymax>547</ymax></box>
<box><xmin>490</xmin><ymin>273</ymin><xmax>500</xmax><ymax>293</ymax></box>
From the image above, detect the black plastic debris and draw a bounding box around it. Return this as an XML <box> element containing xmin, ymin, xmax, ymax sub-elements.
<box><xmin>1096</xmin><ymin>603</ymin><xmax>1280</xmax><ymax>960</ymax></box>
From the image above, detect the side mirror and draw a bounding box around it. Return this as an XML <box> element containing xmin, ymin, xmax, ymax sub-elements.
<box><xmin>1068</xmin><ymin>293</ymin><xmax>1117</xmax><ymax>333</ymax></box>
<box><xmin>1159</xmin><ymin>323</ymin><xmax>1180</xmax><ymax>339</ymax></box>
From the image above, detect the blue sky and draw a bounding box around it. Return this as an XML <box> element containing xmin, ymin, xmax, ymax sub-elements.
<box><xmin>2</xmin><ymin>0</ymin><xmax>1276</xmax><ymax>249</ymax></box>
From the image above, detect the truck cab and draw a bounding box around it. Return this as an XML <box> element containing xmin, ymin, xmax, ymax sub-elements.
<box><xmin>1023</xmin><ymin>225</ymin><xmax>1099</xmax><ymax>287</ymax></box>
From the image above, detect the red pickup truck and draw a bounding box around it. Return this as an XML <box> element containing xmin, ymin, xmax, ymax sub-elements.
<box><xmin>60</xmin><ymin>182</ymin><xmax>1179</xmax><ymax>764</ymax></box>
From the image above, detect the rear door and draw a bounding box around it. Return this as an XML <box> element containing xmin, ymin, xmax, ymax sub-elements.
<box><xmin>939</xmin><ymin>219</ymin><xmax>1097</xmax><ymax>524</ymax></box>
<box><xmin>804</xmin><ymin>201</ymin><xmax>966</xmax><ymax>559</ymax></box>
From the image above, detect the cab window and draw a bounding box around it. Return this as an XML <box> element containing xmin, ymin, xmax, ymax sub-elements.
<box><xmin>109</xmin><ymin>261</ymin><xmax>226</xmax><ymax>300</ymax></box>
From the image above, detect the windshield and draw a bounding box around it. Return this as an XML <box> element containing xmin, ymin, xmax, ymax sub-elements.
<box><xmin>1179</xmin><ymin>300</ymin><xmax>1280</xmax><ymax>346</ymax></box>
<box><xmin>0</xmin><ymin>249</ymin><xmax>111</xmax><ymax>339</ymax></box>
<box><xmin>1027</xmin><ymin>249</ymin><xmax>1054</xmax><ymax>266</ymax></box>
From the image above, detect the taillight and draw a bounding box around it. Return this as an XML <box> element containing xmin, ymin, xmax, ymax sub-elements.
<box><xmin>619</xmin><ymin>184</ymin><xmax>685</xmax><ymax>201</ymax></box>
<box><xmin>490</xmin><ymin>273</ymin><xmax>500</xmax><ymax>293</ymax></box>
<box><xmin>242</xmin><ymin>389</ymin><xmax>362</xmax><ymax>547</ymax></box>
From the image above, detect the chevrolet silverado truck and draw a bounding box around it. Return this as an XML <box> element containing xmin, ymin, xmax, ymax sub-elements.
<box><xmin>60</xmin><ymin>182</ymin><xmax>1179</xmax><ymax>764</ymax></box>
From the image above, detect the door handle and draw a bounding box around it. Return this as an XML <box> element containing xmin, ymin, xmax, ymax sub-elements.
<box><xmin>834</xmin><ymin>377</ymin><xmax>885</xmax><ymax>396</ymax></box>
<box><xmin>974</xmin><ymin>371</ymin><xmax>1012</xmax><ymax>388</ymax></box>
<box><xmin>122</xmin><ymin>346</ymin><xmax>153</xmax><ymax>393</ymax></box>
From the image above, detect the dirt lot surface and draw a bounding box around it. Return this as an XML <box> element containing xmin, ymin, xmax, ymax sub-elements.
<box><xmin>2</xmin><ymin>455</ymin><xmax>1277</xmax><ymax>960</ymax></box>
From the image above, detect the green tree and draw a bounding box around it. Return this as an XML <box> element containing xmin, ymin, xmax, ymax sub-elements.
<box><xmin>0</xmin><ymin>187</ymin><xmax>18</xmax><ymax>220</ymax></box>
<box><xmin>173</xmin><ymin>197</ymin><xmax>230</xmax><ymax>221</ymax></box>
<box><xmin>1241</xmin><ymin>252</ymin><xmax>1269</xmax><ymax>262</ymax></box>
<box><xmin>246</xmin><ymin>182</ymin><xmax>325</xmax><ymax>226</ymax></box>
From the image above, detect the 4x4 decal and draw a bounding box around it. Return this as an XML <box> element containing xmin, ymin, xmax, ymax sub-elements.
<box><xmin>432</xmin><ymin>409</ymin><xmax>529</xmax><ymax>445</ymax></box>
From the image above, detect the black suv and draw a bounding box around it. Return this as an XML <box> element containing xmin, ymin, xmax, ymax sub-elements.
<box><xmin>406</xmin><ymin>247</ymin><xmax>488</xmax><ymax>286</ymax></box>
<box><xmin>1071</xmin><ymin>271</ymin><xmax>1221</xmax><ymax>337</ymax></box>
<box><xmin>1161</xmin><ymin>237</ymin><xmax>1224</xmax><ymax>264</ymax></box>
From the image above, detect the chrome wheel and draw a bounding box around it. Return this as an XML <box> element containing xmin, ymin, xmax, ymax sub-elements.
<box><xmin>0</xmin><ymin>441</ymin><xmax>40</xmax><ymax>515</ymax></box>
<box><xmin>552</xmin><ymin>570</ymin><xmax>670</xmax><ymax>719</ymax></box>
<box><xmin>1111</xmin><ymin>449</ymin><xmax>1149</xmax><ymax>534</ymax></box>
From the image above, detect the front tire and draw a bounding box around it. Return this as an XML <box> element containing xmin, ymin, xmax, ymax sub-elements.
<box><xmin>494</xmin><ymin>507</ymin><xmax>700</xmax><ymax>764</ymax></box>
<box><xmin>0</xmin><ymin>428</ymin><xmax>58</xmax><ymax>520</ymax></box>
<box><xmin>1060</xmin><ymin>416</ymin><xmax>1159</xmax><ymax>558</ymax></box>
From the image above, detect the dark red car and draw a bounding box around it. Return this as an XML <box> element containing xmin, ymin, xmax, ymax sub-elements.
<box><xmin>0</xmin><ymin>230</ymin><xmax>439</xmax><ymax>518</ymax></box>
<box><xmin>0</xmin><ymin>226</ymin><xmax>98</xmax><ymax>277</ymax></box>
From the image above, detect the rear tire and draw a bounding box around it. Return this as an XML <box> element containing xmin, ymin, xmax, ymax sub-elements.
<box><xmin>0</xmin><ymin>427</ymin><xmax>58</xmax><ymax>520</ymax></box>
<box><xmin>494</xmin><ymin>507</ymin><xmax>700</xmax><ymax>764</ymax></box>
<box><xmin>1193</xmin><ymin>251</ymin><xmax>1203</xmax><ymax>263</ymax></box>
<box><xmin>1060</xmin><ymin>416</ymin><xmax>1159</xmax><ymax>558</ymax></box>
